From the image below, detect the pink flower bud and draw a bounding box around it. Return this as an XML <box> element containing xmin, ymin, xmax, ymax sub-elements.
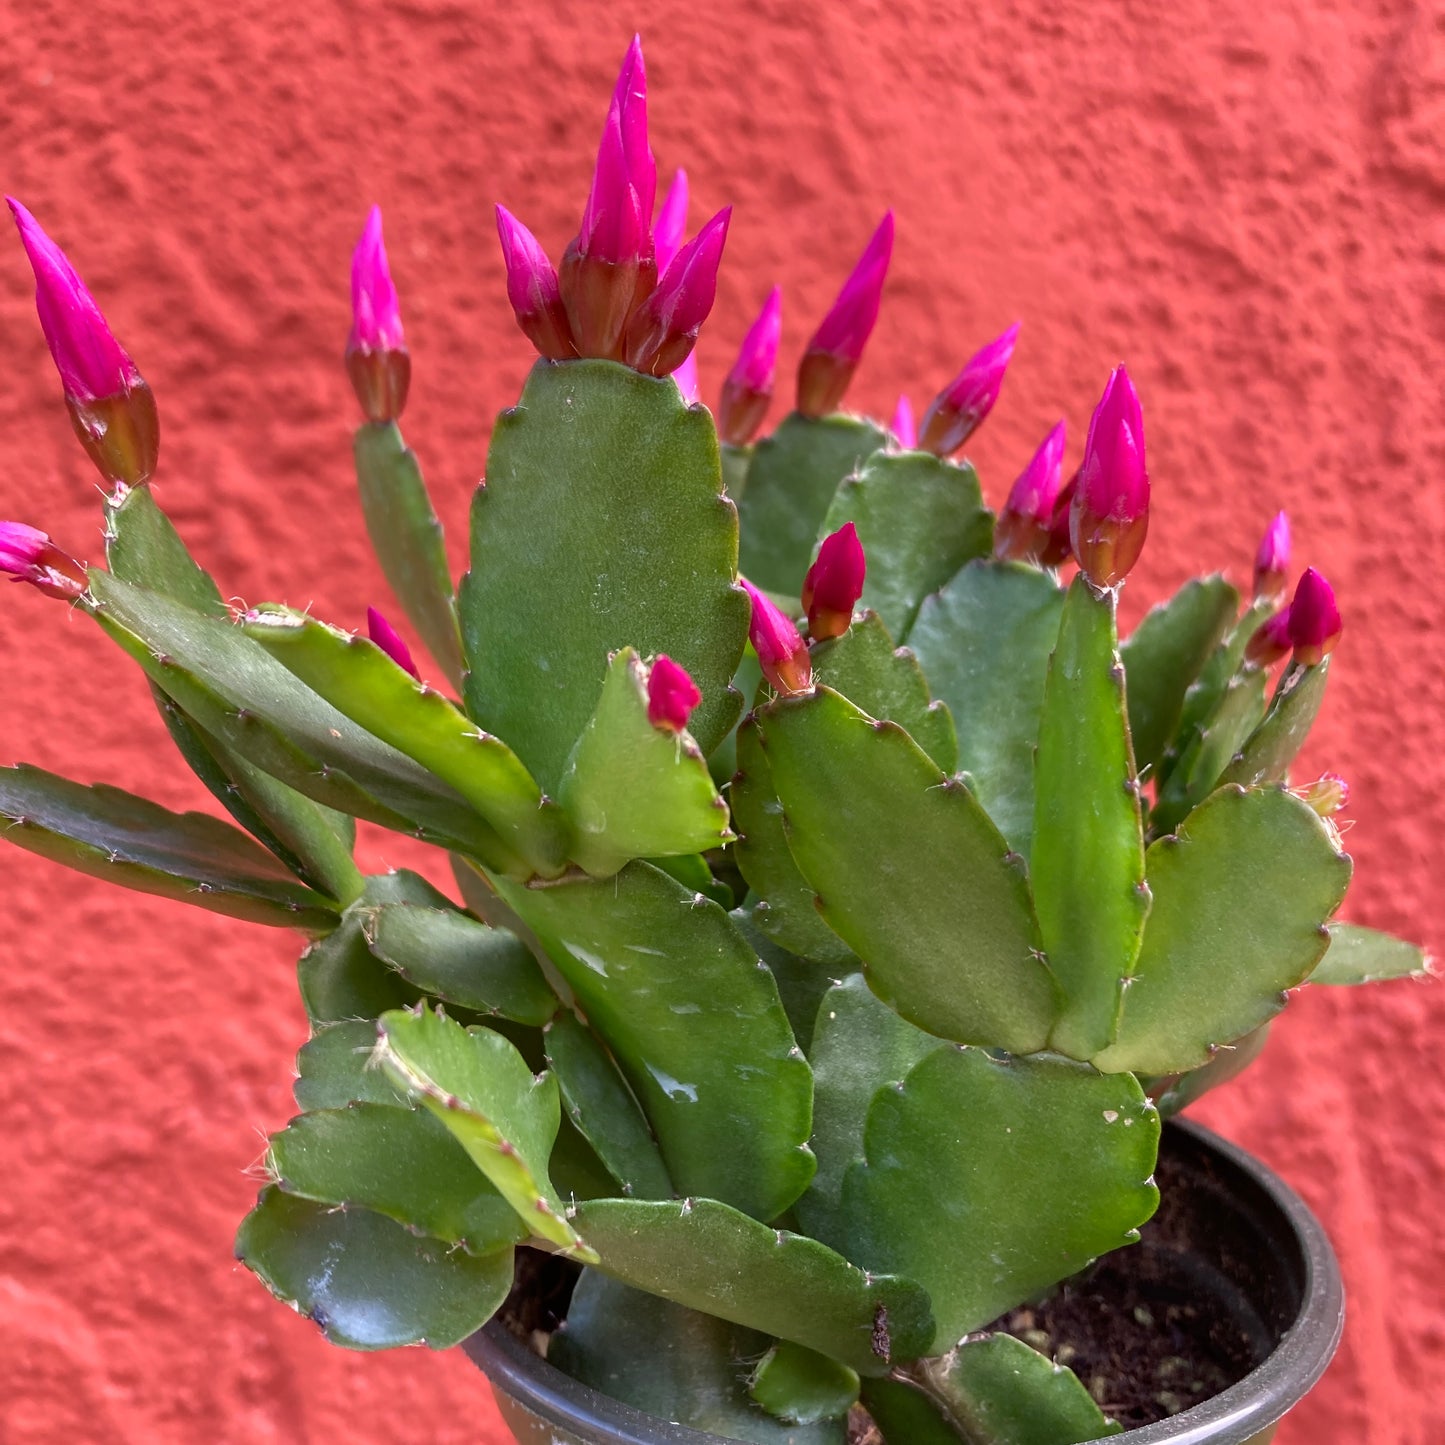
<box><xmin>741</xmin><ymin>578</ymin><xmax>813</xmax><ymax>695</ymax></box>
<box><xmin>495</xmin><ymin>206</ymin><xmax>577</xmax><ymax>361</ymax></box>
<box><xmin>919</xmin><ymin>322</ymin><xmax>1020</xmax><ymax>457</ymax></box>
<box><xmin>1245</xmin><ymin>607</ymin><xmax>1294</xmax><ymax>667</ymax></box>
<box><xmin>802</xmin><ymin>522</ymin><xmax>866</xmax><ymax>641</ymax></box>
<box><xmin>579</xmin><ymin>105</ymin><xmax>650</xmax><ymax>269</ymax></box>
<box><xmin>654</xmin><ymin>170</ymin><xmax>689</xmax><ymax>275</ymax></box>
<box><xmin>345</xmin><ymin>206</ymin><xmax>411</xmax><ymax>423</ymax></box>
<box><xmin>625</xmin><ymin>207</ymin><xmax>731</xmax><ymax>378</ymax></box>
<box><xmin>8</xmin><ymin>197</ymin><xmax>159</xmax><ymax>491</ymax></box>
<box><xmin>366</xmin><ymin>606</ymin><xmax>419</xmax><ymax>679</ymax></box>
<box><xmin>1286</xmin><ymin>567</ymin><xmax>1341</xmax><ymax>665</ymax></box>
<box><xmin>994</xmin><ymin>420</ymin><xmax>1067</xmax><ymax>563</ymax></box>
<box><xmin>671</xmin><ymin>351</ymin><xmax>700</xmax><ymax>404</ymax></box>
<box><xmin>610</xmin><ymin>36</ymin><xmax>656</xmax><ymax>228</ymax></box>
<box><xmin>1070</xmin><ymin>365</ymin><xmax>1149</xmax><ymax>588</ymax></box>
<box><xmin>796</xmin><ymin>213</ymin><xmax>893</xmax><ymax>418</ymax></box>
<box><xmin>646</xmin><ymin>654</ymin><xmax>701</xmax><ymax>732</ymax></box>
<box><xmin>1038</xmin><ymin>469</ymin><xmax>1078</xmax><ymax>569</ymax></box>
<box><xmin>1295</xmin><ymin>773</ymin><xmax>1349</xmax><ymax>817</ymax></box>
<box><xmin>891</xmin><ymin>394</ymin><xmax>917</xmax><ymax>450</ymax></box>
<box><xmin>718</xmin><ymin>285</ymin><xmax>781</xmax><ymax>447</ymax></box>
<box><xmin>1253</xmin><ymin>511</ymin><xmax>1291</xmax><ymax>602</ymax></box>
<box><xmin>0</xmin><ymin>521</ymin><xmax>86</xmax><ymax>600</ymax></box>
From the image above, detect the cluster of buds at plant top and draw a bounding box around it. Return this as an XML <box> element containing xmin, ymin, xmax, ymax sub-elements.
<box><xmin>1070</xmin><ymin>364</ymin><xmax>1150</xmax><ymax>588</ymax></box>
<box><xmin>1244</xmin><ymin>537</ymin><xmax>1343</xmax><ymax>669</ymax></box>
<box><xmin>366</xmin><ymin>606</ymin><xmax>419</xmax><ymax>679</ymax></box>
<box><xmin>994</xmin><ymin>419</ymin><xmax>1068</xmax><ymax>564</ymax></box>
<box><xmin>1253</xmin><ymin>510</ymin><xmax>1291</xmax><ymax>602</ymax></box>
<box><xmin>8</xmin><ymin>199</ymin><xmax>159</xmax><ymax>495</ymax></box>
<box><xmin>0</xmin><ymin>522</ymin><xmax>87</xmax><ymax>600</ymax></box>
<box><xmin>645</xmin><ymin>654</ymin><xmax>702</xmax><ymax>733</ymax></box>
<box><xmin>801</xmin><ymin>522</ymin><xmax>867</xmax><ymax>641</ymax></box>
<box><xmin>717</xmin><ymin>286</ymin><xmax>782</xmax><ymax>446</ymax></box>
<box><xmin>918</xmin><ymin>321</ymin><xmax>1020</xmax><ymax>457</ymax></box>
<box><xmin>345</xmin><ymin>207</ymin><xmax>411</xmax><ymax>424</ymax></box>
<box><xmin>796</xmin><ymin>212</ymin><xmax>893</xmax><ymax>418</ymax></box>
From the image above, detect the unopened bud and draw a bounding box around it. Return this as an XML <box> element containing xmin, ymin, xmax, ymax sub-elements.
<box><xmin>0</xmin><ymin>521</ymin><xmax>87</xmax><ymax>600</ymax></box>
<box><xmin>1038</xmin><ymin>470</ymin><xmax>1078</xmax><ymax>569</ymax></box>
<box><xmin>718</xmin><ymin>286</ymin><xmax>781</xmax><ymax>446</ymax></box>
<box><xmin>346</xmin><ymin>206</ymin><xmax>411</xmax><ymax>423</ymax></box>
<box><xmin>646</xmin><ymin>654</ymin><xmax>701</xmax><ymax>732</ymax></box>
<box><xmin>1287</xmin><ymin>568</ymin><xmax>1341</xmax><ymax>665</ymax></box>
<box><xmin>1245</xmin><ymin>608</ymin><xmax>1294</xmax><ymax>667</ymax></box>
<box><xmin>994</xmin><ymin>420</ymin><xmax>1067</xmax><ymax>563</ymax></box>
<box><xmin>1254</xmin><ymin>511</ymin><xmax>1291</xmax><ymax>602</ymax></box>
<box><xmin>1295</xmin><ymin>774</ymin><xmax>1349</xmax><ymax>817</ymax></box>
<box><xmin>741</xmin><ymin>578</ymin><xmax>812</xmax><ymax>695</ymax></box>
<box><xmin>625</xmin><ymin>207</ymin><xmax>730</xmax><ymax>377</ymax></box>
<box><xmin>495</xmin><ymin>206</ymin><xmax>577</xmax><ymax>361</ymax></box>
<box><xmin>802</xmin><ymin>522</ymin><xmax>866</xmax><ymax>641</ymax></box>
<box><xmin>919</xmin><ymin>322</ymin><xmax>1020</xmax><ymax>457</ymax></box>
<box><xmin>891</xmin><ymin>394</ymin><xmax>917</xmax><ymax>450</ymax></box>
<box><xmin>366</xmin><ymin>606</ymin><xmax>419</xmax><ymax>679</ymax></box>
<box><xmin>1071</xmin><ymin>366</ymin><xmax>1149</xmax><ymax>588</ymax></box>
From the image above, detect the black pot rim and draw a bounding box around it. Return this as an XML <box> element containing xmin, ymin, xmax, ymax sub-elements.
<box><xmin>464</xmin><ymin>1118</ymin><xmax>1344</xmax><ymax>1445</ymax></box>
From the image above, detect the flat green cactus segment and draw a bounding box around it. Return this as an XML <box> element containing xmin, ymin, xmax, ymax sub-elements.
<box><xmin>235</xmin><ymin>1187</ymin><xmax>512</xmax><ymax>1350</ymax></box>
<box><xmin>1121</xmin><ymin>574</ymin><xmax>1239</xmax><ymax>778</ymax></box>
<box><xmin>836</xmin><ymin>1047</ymin><xmax>1159</xmax><ymax>1352</ymax></box>
<box><xmin>104</xmin><ymin>484</ymin><xmax>228</xmax><ymax>616</ymax></box>
<box><xmin>552</xmin><ymin>1271</ymin><xmax>845</xmax><ymax>1445</ymax></box>
<box><xmin>1312</xmin><ymin>923</ymin><xmax>1433</xmax><ymax>985</ymax></box>
<box><xmin>796</xmin><ymin>976</ymin><xmax>942</xmax><ymax>1248</ymax></box>
<box><xmin>810</xmin><ymin>612</ymin><xmax>958</xmax><ymax>771</ymax></box>
<box><xmin>731</xmin><ymin>719</ymin><xmax>856</xmax><ymax>966</ymax></box>
<box><xmin>267</xmin><ymin>1104</ymin><xmax>526</xmax><ymax>1254</ymax></box>
<box><xmin>354</xmin><ymin>421</ymin><xmax>465</xmax><ymax>690</ymax></box>
<box><xmin>0</xmin><ymin>763</ymin><xmax>339</xmax><ymax>932</ymax></box>
<box><xmin>1093</xmin><ymin>786</ymin><xmax>1352</xmax><ymax>1074</ymax></box>
<box><xmin>494</xmin><ymin>860</ymin><xmax>816</xmax><ymax>1222</ymax></box>
<box><xmin>460</xmin><ymin>361</ymin><xmax>749</xmax><ymax>792</ymax></box>
<box><xmin>375</xmin><ymin>1006</ymin><xmax>592</xmax><ymax>1258</ymax></box>
<box><xmin>1032</xmin><ymin>577</ymin><xmax>1150</xmax><ymax>1060</ymax></box>
<box><xmin>1151</xmin><ymin>669</ymin><xmax>1268</xmax><ymax>836</ymax></box>
<box><xmin>558</xmin><ymin>647</ymin><xmax>734</xmax><ymax>877</ymax></box>
<box><xmin>917</xmin><ymin>1334</ymin><xmax>1121</xmax><ymax>1443</ymax></box>
<box><xmin>362</xmin><ymin>902</ymin><xmax>558</xmax><ymax>1025</ymax></box>
<box><xmin>908</xmin><ymin>561</ymin><xmax>1065</xmax><ymax>858</ymax></box>
<box><xmin>544</xmin><ymin>1013</ymin><xmax>673</xmax><ymax>1199</ymax></box>
<box><xmin>859</xmin><ymin>1377</ymin><xmax>960</xmax><ymax>1445</ymax></box>
<box><xmin>571</xmin><ymin>1196</ymin><xmax>935</xmax><ymax>1375</ymax></box>
<box><xmin>735</xmin><ymin>411</ymin><xmax>889</xmax><ymax>596</ymax></box>
<box><xmin>732</xmin><ymin>908</ymin><xmax>839</xmax><ymax>1053</ymax></box>
<box><xmin>550</xmin><ymin>1114</ymin><xmax>621</xmax><ymax>1203</ymax></box>
<box><xmin>1220</xmin><ymin>659</ymin><xmax>1330</xmax><ymax>789</ymax></box>
<box><xmin>755</xmin><ymin>687</ymin><xmax>1057</xmax><ymax>1053</ymax></box>
<box><xmin>750</xmin><ymin>1341</ymin><xmax>860</xmax><ymax>1425</ymax></box>
<box><xmin>820</xmin><ymin>450</ymin><xmax>993</xmax><ymax>642</ymax></box>
<box><xmin>242</xmin><ymin>606</ymin><xmax>565</xmax><ymax>879</ymax></box>
<box><xmin>294</xmin><ymin>1021</ymin><xmax>410</xmax><ymax>1110</ymax></box>
<box><xmin>650</xmin><ymin>852</ymin><xmax>734</xmax><ymax>908</ymax></box>
<box><xmin>86</xmin><ymin>572</ymin><xmax>511</xmax><ymax>864</ymax></box>
<box><xmin>1145</xmin><ymin>1022</ymin><xmax>1272</xmax><ymax>1119</ymax></box>
<box><xmin>721</xmin><ymin>441</ymin><xmax>753</xmax><ymax>500</ymax></box>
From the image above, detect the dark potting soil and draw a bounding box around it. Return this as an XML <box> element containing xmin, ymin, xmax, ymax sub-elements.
<box><xmin>501</xmin><ymin>1147</ymin><xmax>1269</xmax><ymax>1437</ymax></box>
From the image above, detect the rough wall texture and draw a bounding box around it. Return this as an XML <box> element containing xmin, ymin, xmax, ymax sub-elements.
<box><xmin>0</xmin><ymin>0</ymin><xmax>1441</xmax><ymax>1440</ymax></box>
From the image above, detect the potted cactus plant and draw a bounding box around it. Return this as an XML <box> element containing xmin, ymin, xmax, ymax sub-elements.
<box><xmin>0</xmin><ymin>37</ymin><xmax>1432</xmax><ymax>1445</ymax></box>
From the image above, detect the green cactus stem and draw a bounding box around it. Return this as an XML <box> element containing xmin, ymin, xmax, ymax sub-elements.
<box><xmin>1032</xmin><ymin>575</ymin><xmax>1150</xmax><ymax>1060</ymax></box>
<box><xmin>1220</xmin><ymin>659</ymin><xmax>1330</xmax><ymax>789</ymax></box>
<box><xmin>749</xmin><ymin>1340</ymin><xmax>860</xmax><ymax>1426</ymax></box>
<box><xmin>736</xmin><ymin>412</ymin><xmax>888</xmax><ymax>596</ymax></box>
<box><xmin>819</xmin><ymin>449</ymin><xmax>992</xmax><ymax>642</ymax></box>
<box><xmin>293</xmin><ymin>1020</ymin><xmax>410</xmax><ymax>1111</ymax></box>
<box><xmin>354</xmin><ymin>420</ymin><xmax>465</xmax><ymax>690</ymax></box>
<box><xmin>1311</xmin><ymin>923</ymin><xmax>1434</xmax><ymax>985</ymax></box>
<box><xmin>103</xmin><ymin>484</ymin><xmax>227</xmax><ymax>618</ymax></box>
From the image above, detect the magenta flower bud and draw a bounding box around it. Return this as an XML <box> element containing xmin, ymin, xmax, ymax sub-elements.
<box><xmin>578</xmin><ymin>106</ymin><xmax>650</xmax><ymax>269</ymax></box>
<box><xmin>995</xmin><ymin>420</ymin><xmax>1068</xmax><ymax>564</ymax></box>
<box><xmin>654</xmin><ymin>170</ymin><xmax>689</xmax><ymax>275</ymax></box>
<box><xmin>672</xmin><ymin>351</ymin><xmax>700</xmax><ymax>404</ymax></box>
<box><xmin>610</xmin><ymin>36</ymin><xmax>657</xmax><ymax>228</ymax></box>
<box><xmin>1296</xmin><ymin>773</ymin><xmax>1349</xmax><ymax>817</ymax></box>
<box><xmin>1286</xmin><ymin>567</ymin><xmax>1342</xmax><ymax>666</ymax></box>
<box><xmin>741</xmin><ymin>578</ymin><xmax>813</xmax><ymax>696</ymax></box>
<box><xmin>801</xmin><ymin>522</ymin><xmax>867</xmax><ymax>641</ymax></box>
<box><xmin>495</xmin><ymin>206</ymin><xmax>577</xmax><ymax>361</ymax></box>
<box><xmin>646</xmin><ymin>654</ymin><xmax>701</xmax><ymax>733</ymax></box>
<box><xmin>1070</xmin><ymin>365</ymin><xmax>1150</xmax><ymax>588</ymax></box>
<box><xmin>625</xmin><ymin>207</ymin><xmax>731</xmax><ymax>378</ymax></box>
<box><xmin>718</xmin><ymin>285</ymin><xmax>781</xmax><ymax>447</ymax></box>
<box><xmin>919</xmin><ymin>322</ymin><xmax>1020</xmax><ymax>457</ymax></box>
<box><xmin>796</xmin><ymin>213</ymin><xmax>894</xmax><ymax>419</ymax></box>
<box><xmin>0</xmin><ymin>521</ymin><xmax>86</xmax><ymax>600</ymax></box>
<box><xmin>366</xmin><ymin>606</ymin><xmax>419</xmax><ymax>679</ymax></box>
<box><xmin>891</xmin><ymin>394</ymin><xmax>917</xmax><ymax>450</ymax></box>
<box><xmin>1245</xmin><ymin>607</ymin><xmax>1294</xmax><ymax>667</ymax></box>
<box><xmin>1038</xmin><ymin>469</ymin><xmax>1078</xmax><ymax>569</ymax></box>
<box><xmin>345</xmin><ymin>206</ymin><xmax>411</xmax><ymax>424</ymax></box>
<box><xmin>1253</xmin><ymin>510</ymin><xmax>1291</xmax><ymax>602</ymax></box>
<box><xmin>9</xmin><ymin>197</ymin><xmax>159</xmax><ymax>492</ymax></box>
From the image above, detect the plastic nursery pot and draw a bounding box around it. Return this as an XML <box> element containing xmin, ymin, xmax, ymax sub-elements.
<box><xmin>463</xmin><ymin>1119</ymin><xmax>1344</xmax><ymax>1445</ymax></box>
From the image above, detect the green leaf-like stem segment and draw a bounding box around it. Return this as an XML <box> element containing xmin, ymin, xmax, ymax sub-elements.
<box><xmin>755</xmin><ymin>687</ymin><xmax>1058</xmax><ymax>1053</ymax></box>
<box><xmin>571</xmin><ymin>1195</ymin><xmax>935</xmax><ymax>1375</ymax></box>
<box><xmin>1220</xmin><ymin>658</ymin><xmax>1330</xmax><ymax>789</ymax></box>
<box><xmin>461</xmin><ymin>361</ymin><xmax>749</xmax><ymax>793</ymax></box>
<box><xmin>354</xmin><ymin>420</ymin><xmax>466</xmax><ymax>690</ymax></box>
<box><xmin>1032</xmin><ymin>576</ymin><xmax>1150</xmax><ymax>1060</ymax></box>
<box><xmin>1311</xmin><ymin>923</ymin><xmax>1433</xmax><ymax>985</ymax></box>
<box><xmin>736</xmin><ymin>411</ymin><xmax>888</xmax><ymax>597</ymax></box>
<box><xmin>0</xmin><ymin>764</ymin><xmax>338</xmax><ymax>932</ymax></box>
<box><xmin>749</xmin><ymin>1340</ymin><xmax>860</xmax><ymax>1425</ymax></box>
<box><xmin>558</xmin><ymin>647</ymin><xmax>733</xmax><ymax>876</ymax></box>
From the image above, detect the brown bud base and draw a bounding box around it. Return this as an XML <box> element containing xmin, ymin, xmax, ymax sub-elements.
<box><xmin>67</xmin><ymin>383</ymin><xmax>160</xmax><ymax>494</ymax></box>
<box><xmin>796</xmin><ymin>351</ymin><xmax>856</xmax><ymax>419</ymax></box>
<box><xmin>1070</xmin><ymin>510</ymin><xmax>1148</xmax><ymax>589</ymax></box>
<box><xmin>560</xmin><ymin>246</ymin><xmax>648</xmax><ymax>362</ymax></box>
<box><xmin>993</xmin><ymin>512</ymin><xmax>1052</xmax><ymax>565</ymax></box>
<box><xmin>718</xmin><ymin>382</ymin><xmax>770</xmax><ymax>448</ymax></box>
<box><xmin>917</xmin><ymin>398</ymin><xmax>981</xmax><ymax>458</ymax></box>
<box><xmin>346</xmin><ymin>347</ymin><xmax>411</xmax><ymax>424</ymax></box>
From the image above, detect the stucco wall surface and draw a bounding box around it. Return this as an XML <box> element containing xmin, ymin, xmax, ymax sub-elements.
<box><xmin>0</xmin><ymin>0</ymin><xmax>1441</xmax><ymax>1440</ymax></box>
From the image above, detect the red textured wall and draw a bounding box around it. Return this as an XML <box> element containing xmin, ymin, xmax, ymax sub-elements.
<box><xmin>1</xmin><ymin>1</ymin><xmax>1441</xmax><ymax>1440</ymax></box>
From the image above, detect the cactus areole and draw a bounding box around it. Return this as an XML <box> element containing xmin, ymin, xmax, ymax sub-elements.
<box><xmin>0</xmin><ymin>36</ymin><xmax>1427</xmax><ymax>1445</ymax></box>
